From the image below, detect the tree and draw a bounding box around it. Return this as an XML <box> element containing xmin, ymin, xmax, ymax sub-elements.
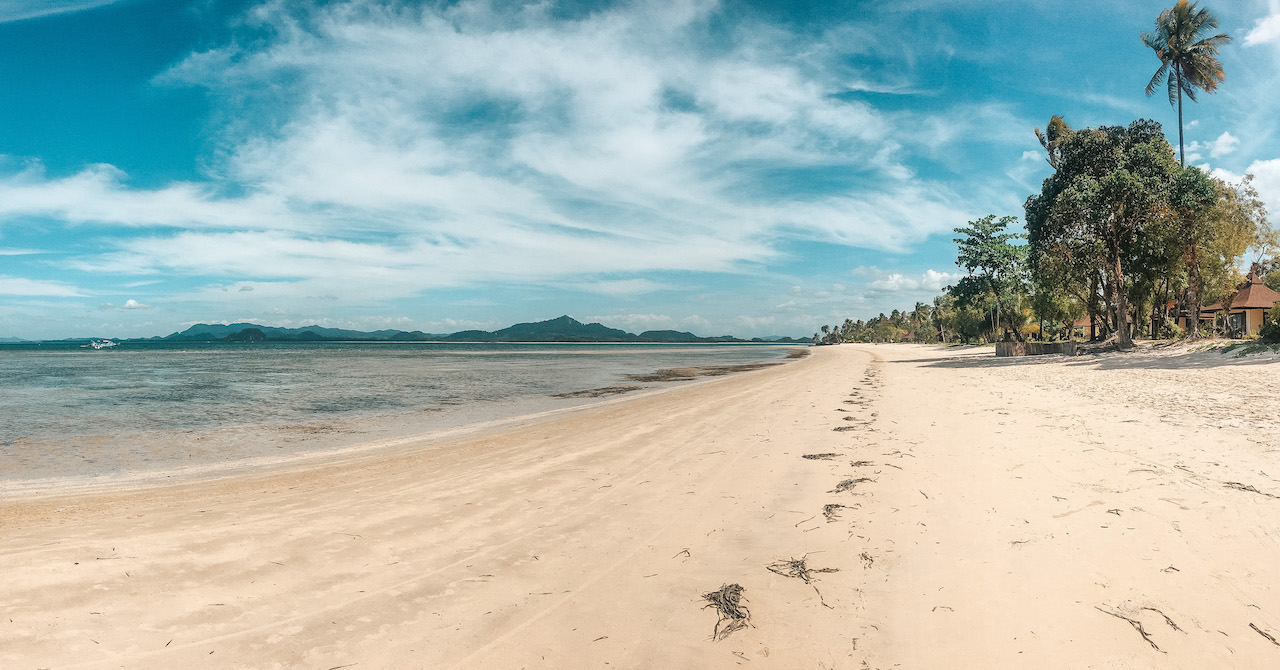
<box><xmin>952</xmin><ymin>215</ymin><xmax>1028</xmax><ymax>342</ymax></box>
<box><xmin>1200</xmin><ymin>176</ymin><xmax>1274</xmax><ymax>303</ymax></box>
<box><xmin>1141</xmin><ymin>1</ymin><xmax>1231</xmax><ymax>167</ymax></box>
<box><xmin>1034</xmin><ymin>115</ymin><xmax>1074</xmax><ymax>170</ymax></box>
<box><xmin>1166</xmin><ymin>166</ymin><xmax>1219</xmax><ymax>336</ymax></box>
<box><xmin>1026</xmin><ymin>120</ymin><xmax>1181</xmax><ymax>349</ymax></box>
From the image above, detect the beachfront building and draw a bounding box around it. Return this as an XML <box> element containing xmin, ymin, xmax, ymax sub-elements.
<box><xmin>1178</xmin><ymin>271</ymin><xmax>1280</xmax><ymax>337</ymax></box>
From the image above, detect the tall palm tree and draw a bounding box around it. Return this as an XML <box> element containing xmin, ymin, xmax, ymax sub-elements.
<box><xmin>1141</xmin><ymin>1</ymin><xmax>1232</xmax><ymax>167</ymax></box>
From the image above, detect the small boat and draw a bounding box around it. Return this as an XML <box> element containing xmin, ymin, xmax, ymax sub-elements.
<box><xmin>82</xmin><ymin>339</ymin><xmax>120</xmax><ymax>350</ymax></box>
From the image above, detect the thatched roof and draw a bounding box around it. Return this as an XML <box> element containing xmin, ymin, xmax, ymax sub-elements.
<box><xmin>1226</xmin><ymin>272</ymin><xmax>1280</xmax><ymax>310</ymax></box>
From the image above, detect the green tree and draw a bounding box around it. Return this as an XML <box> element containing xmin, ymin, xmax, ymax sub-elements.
<box><xmin>1026</xmin><ymin>120</ymin><xmax>1181</xmax><ymax>349</ymax></box>
<box><xmin>1200</xmin><ymin>176</ymin><xmax>1274</xmax><ymax>305</ymax></box>
<box><xmin>1141</xmin><ymin>1</ymin><xmax>1231</xmax><ymax>167</ymax></box>
<box><xmin>953</xmin><ymin>214</ymin><xmax>1027</xmax><ymax>342</ymax></box>
<box><xmin>1167</xmin><ymin>166</ymin><xmax>1219</xmax><ymax>336</ymax></box>
<box><xmin>1034</xmin><ymin>115</ymin><xmax>1074</xmax><ymax>170</ymax></box>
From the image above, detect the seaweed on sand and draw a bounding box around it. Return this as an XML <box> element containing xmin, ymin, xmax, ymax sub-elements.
<box><xmin>702</xmin><ymin>583</ymin><xmax>751</xmax><ymax>640</ymax></box>
<box><xmin>829</xmin><ymin>477</ymin><xmax>874</xmax><ymax>493</ymax></box>
<box><xmin>766</xmin><ymin>556</ymin><xmax>839</xmax><ymax>607</ymax></box>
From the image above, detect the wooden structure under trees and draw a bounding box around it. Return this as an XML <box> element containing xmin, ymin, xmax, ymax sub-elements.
<box><xmin>1178</xmin><ymin>271</ymin><xmax>1280</xmax><ymax>336</ymax></box>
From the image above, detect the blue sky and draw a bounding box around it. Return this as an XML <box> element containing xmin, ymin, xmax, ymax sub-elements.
<box><xmin>3</xmin><ymin>0</ymin><xmax>1280</xmax><ymax>340</ymax></box>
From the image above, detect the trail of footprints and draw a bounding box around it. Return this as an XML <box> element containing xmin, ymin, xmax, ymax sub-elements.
<box><xmin>702</xmin><ymin>356</ymin><xmax>896</xmax><ymax>651</ymax></box>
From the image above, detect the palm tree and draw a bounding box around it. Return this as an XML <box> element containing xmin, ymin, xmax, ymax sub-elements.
<box><xmin>1141</xmin><ymin>1</ymin><xmax>1232</xmax><ymax>167</ymax></box>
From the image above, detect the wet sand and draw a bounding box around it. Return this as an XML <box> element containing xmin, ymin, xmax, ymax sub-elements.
<box><xmin>4</xmin><ymin>344</ymin><xmax>1280</xmax><ymax>668</ymax></box>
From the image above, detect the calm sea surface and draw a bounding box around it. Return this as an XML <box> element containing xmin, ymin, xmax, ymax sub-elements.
<box><xmin>0</xmin><ymin>341</ymin><xmax>796</xmax><ymax>489</ymax></box>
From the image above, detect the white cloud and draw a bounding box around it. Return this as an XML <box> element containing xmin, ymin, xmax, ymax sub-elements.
<box><xmin>868</xmin><ymin>269</ymin><xmax>960</xmax><ymax>293</ymax></box>
<box><xmin>1207</xmin><ymin>131</ymin><xmax>1240</xmax><ymax>158</ymax></box>
<box><xmin>0</xmin><ymin>0</ymin><xmax>1024</xmax><ymax>325</ymax></box>
<box><xmin>122</xmin><ymin>299</ymin><xmax>150</xmax><ymax>310</ymax></box>
<box><xmin>1245</xmin><ymin>12</ymin><xmax>1280</xmax><ymax>46</ymax></box>
<box><xmin>0</xmin><ymin>276</ymin><xmax>85</xmax><ymax>297</ymax></box>
<box><xmin>1239</xmin><ymin>158</ymin><xmax>1280</xmax><ymax>212</ymax></box>
<box><xmin>1206</xmin><ymin>158</ymin><xmax>1280</xmax><ymax>215</ymax></box>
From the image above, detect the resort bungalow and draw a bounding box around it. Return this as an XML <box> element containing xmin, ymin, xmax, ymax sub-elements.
<box><xmin>1179</xmin><ymin>271</ymin><xmax>1280</xmax><ymax>337</ymax></box>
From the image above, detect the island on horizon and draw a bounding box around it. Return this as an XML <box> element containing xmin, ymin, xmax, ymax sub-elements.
<box><xmin>12</xmin><ymin>315</ymin><xmax>807</xmax><ymax>345</ymax></box>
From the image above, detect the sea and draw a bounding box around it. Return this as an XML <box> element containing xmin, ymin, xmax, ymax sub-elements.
<box><xmin>0</xmin><ymin>341</ymin><xmax>798</xmax><ymax>493</ymax></box>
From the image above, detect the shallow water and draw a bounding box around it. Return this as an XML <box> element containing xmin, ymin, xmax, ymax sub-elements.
<box><xmin>0</xmin><ymin>341</ymin><xmax>795</xmax><ymax>487</ymax></box>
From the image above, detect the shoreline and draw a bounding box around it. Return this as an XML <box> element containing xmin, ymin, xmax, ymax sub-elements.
<box><xmin>0</xmin><ymin>347</ymin><xmax>805</xmax><ymax>501</ymax></box>
<box><xmin>6</xmin><ymin>344</ymin><xmax>1280</xmax><ymax>667</ymax></box>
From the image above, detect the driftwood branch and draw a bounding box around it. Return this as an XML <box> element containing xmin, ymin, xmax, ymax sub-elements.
<box><xmin>766</xmin><ymin>556</ymin><xmax>838</xmax><ymax>608</ymax></box>
<box><xmin>1094</xmin><ymin>606</ymin><xmax>1167</xmax><ymax>653</ymax></box>
<box><xmin>1251</xmin><ymin>622</ymin><xmax>1280</xmax><ymax>646</ymax></box>
<box><xmin>1225</xmin><ymin>482</ymin><xmax>1280</xmax><ymax>499</ymax></box>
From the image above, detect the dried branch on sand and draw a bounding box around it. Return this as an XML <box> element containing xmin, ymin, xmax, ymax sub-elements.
<box><xmin>766</xmin><ymin>556</ymin><xmax>839</xmax><ymax>608</ymax></box>
<box><xmin>829</xmin><ymin>477</ymin><xmax>874</xmax><ymax>494</ymax></box>
<box><xmin>1251</xmin><ymin>622</ymin><xmax>1280</xmax><ymax>646</ymax></box>
<box><xmin>1094</xmin><ymin>605</ymin><xmax>1182</xmax><ymax>653</ymax></box>
<box><xmin>1224</xmin><ymin>481</ymin><xmax>1280</xmax><ymax>499</ymax></box>
<box><xmin>802</xmin><ymin>453</ymin><xmax>840</xmax><ymax>460</ymax></box>
<box><xmin>702</xmin><ymin>583</ymin><xmax>751</xmax><ymax>641</ymax></box>
<box><xmin>822</xmin><ymin>503</ymin><xmax>847</xmax><ymax>521</ymax></box>
<box><xmin>767</xmin><ymin>557</ymin><xmax>838</xmax><ymax>584</ymax></box>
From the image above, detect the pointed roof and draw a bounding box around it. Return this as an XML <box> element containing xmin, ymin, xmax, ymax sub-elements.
<box><xmin>1227</xmin><ymin>272</ymin><xmax>1280</xmax><ymax>310</ymax></box>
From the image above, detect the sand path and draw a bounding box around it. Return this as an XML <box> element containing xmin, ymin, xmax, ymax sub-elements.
<box><xmin>4</xmin><ymin>344</ymin><xmax>1280</xmax><ymax>668</ymax></box>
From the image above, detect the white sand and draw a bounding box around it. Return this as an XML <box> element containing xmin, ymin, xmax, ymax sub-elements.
<box><xmin>4</xmin><ymin>344</ymin><xmax>1280</xmax><ymax>668</ymax></box>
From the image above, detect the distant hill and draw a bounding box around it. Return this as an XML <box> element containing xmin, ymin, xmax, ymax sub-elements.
<box><xmin>445</xmin><ymin>315</ymin><xmax>635</xmax><ymax>342</ymax></box>
<box><xmin>165</xmin><ymin>322</ymin><xmax>447</xmax><ymax>342</ymax></box>
<box><xmin>154</xmin><ymin>315</ymin><xmax>806</xmax><ymax>344</ymax></box>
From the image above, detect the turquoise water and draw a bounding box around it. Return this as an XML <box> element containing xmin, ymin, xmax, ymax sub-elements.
<box><xmin>0</xmin><ymin>342</ymin><xmax>795</xmax><ymax>486</ymax></box>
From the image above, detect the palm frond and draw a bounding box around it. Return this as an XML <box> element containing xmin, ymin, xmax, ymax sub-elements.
<box><xmin>1145</xmin><ymin>61</ymin><xmax>1169</xmax><ymax>97</ymax></box>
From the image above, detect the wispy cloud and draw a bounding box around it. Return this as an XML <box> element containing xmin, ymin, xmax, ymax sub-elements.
<box><xmin>0</xmin><ymin>0</ymin><xmax>1002</xmax><ymax>306</ymax></box>
<box><xmin>0</xmin><ymin>0</ymin><xmax>120</xmax><ymax>24</ymax></box>
<box><xmin>0</xmin><ymin>276</ymin><xmax>85</xmax><ymax>297</ymax></box>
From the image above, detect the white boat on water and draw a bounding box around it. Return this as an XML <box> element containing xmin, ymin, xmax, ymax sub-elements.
<box><xmin>82</xmin><ymin>339</ymin><xmax>120</xmax><ymax>350</ymax></box>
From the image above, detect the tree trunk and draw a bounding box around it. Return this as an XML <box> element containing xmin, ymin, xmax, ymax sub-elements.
<box><xmin>1176</xmin><ymin>66</ymin><xmax>1185</xmax><ymax>168</ymax></box>
<box><xmin>1185</xmin><ymin>242</ymin><xmax>1202</xmax><ymax>338</ymax></box>
<box><xmin>1157</xmin><ymin>277</ymin><xmax>1171</xmax><ymax>337</ymax></box>
<box><xmin>1106</xmin><ymin>216</ymin><xmax>1134</xmax><ymax>349</ymax></box>
<box><xmin>989</xmin><ymin>282</ymin><xmax>1024</xmax><ymax>343</ymax></box>
<box><xmin>1149</xmin><ymin>291</ymin><xmax>1158</xmax><ymax>339</ymax></box>
<box><xmin>1102</xmin><ymin>271</ymin><xmax>1114</xmax><ymax>338</ymax></box>
<box><xmin>1088</xmin><ymin>273</ymin><xmax>1099</xmax><ymax>342</ymax></box>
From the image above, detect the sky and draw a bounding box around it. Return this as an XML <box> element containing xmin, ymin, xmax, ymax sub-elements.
<box><xmin>3</xmin><ymin>0</ymin><xmax>1280</xmax><ymax>340</ymax></box>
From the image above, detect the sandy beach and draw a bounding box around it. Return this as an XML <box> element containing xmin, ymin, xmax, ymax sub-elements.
<box><xmin>5</xmin><ymin>343</ymin><xmax>1280</xmax><ymax>668</ymax></box>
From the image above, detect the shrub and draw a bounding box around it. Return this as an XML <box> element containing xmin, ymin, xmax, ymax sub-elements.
<box><xmin>1260</xmin><ymin>304</ymin><xmax>1280</xmax><ymax>343</ymax></box>
<box><xmin>1160</xmin><ymin>321</ymin><xmax>1186</xmax><ymax>339</ymax></box>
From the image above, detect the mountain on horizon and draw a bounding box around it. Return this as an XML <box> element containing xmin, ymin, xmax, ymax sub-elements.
<box><xmin>155</xmin><ymin>315</ymin><xmax>805</xmax><ymax>344</ymax></box>
<box><xmin>165</xmin><ymin>323</ymin><xmax>448</xmax><ymax>342</ymax></box>
<box><xmin>445</xmin><ymin>315</ymin><xmax>633</xmax><ymax>342</ymax></box>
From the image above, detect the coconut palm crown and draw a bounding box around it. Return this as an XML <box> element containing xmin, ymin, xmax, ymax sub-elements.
<box><xmin>1141</xmin><ymin>1</ymin><xmax>1232</xmax><ymax>166</ymax></box>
